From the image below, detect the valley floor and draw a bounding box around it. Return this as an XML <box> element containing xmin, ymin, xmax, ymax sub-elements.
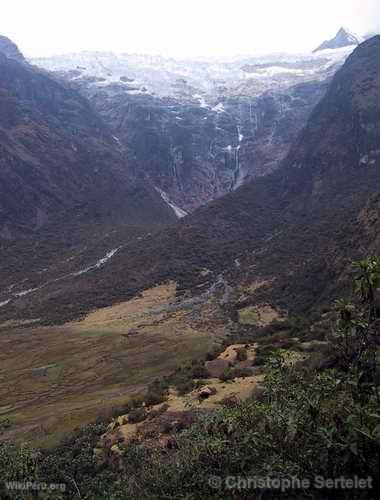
<box><xmin>0</xmin><ymin>283</ymin><xmax>225</xmax><ymax>447</ymax></box>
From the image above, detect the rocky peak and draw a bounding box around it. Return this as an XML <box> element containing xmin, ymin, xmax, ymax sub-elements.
<box><xmin>313</xmin><ymin>27</ymin><xmax>362</xmax><ymax>53</ymax></box>
<box><xmin>0</xmin><ymin>34</ymin><xmax>25</xmax><ymax>62</ymax></box>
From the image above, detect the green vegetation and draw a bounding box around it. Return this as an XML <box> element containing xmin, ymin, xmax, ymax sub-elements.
<box><xmin>144</xmin><ymin>379</ymin><xmax>169</xmax><ymax>407</ymax></box>
<box><xmin>218</xmin><ymin>367</ymin><xmax>234</xmax><ymax>382</ymax></box>
<box><xmin>1</xmin><ymin>258</ymin><xmax>380</xmax><ymax>498</ymax></box>
<box><xmin>127</xmin><ymin>407</ymin><xmax>148</xmax><ymax>424</ymax></box>
<box><xmin>163</xmin><ymin>359</ymin><xmax>212</xmax><ymax>396</ymax></box>
<box><xmin>0</xmin><ymin>418</ymin><xmax>12</xmax><ymax>432</ymax></box>
<box><xmin>238</xmin><ymin>306</ymin><xmax>260</xmax><ymax>325</ymax></box>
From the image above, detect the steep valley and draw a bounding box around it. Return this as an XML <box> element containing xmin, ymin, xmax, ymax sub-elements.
<box><xmin>1</xmin><ymin>30</ymin><xmax>380</xmax><ymax>496</ymax></box>
<box><xmin>33</xmin><ymin>45</ymin><xmax>352</xmax><ymax>211</ymax></box>
<box><xmin>5</xmin><ymin>34</ymin><xmax>380</xmax><ymax>324</ymax></box>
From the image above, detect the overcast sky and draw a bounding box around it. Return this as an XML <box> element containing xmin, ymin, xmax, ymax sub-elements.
<box><xmin>1</xmin><ymin>0</ymin><xmax>379</xmax><ymax>58</ymax></box>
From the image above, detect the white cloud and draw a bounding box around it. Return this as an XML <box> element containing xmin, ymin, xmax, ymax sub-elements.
<box><xmin>0</xmin><ymin>0</ymin><xmax>378</xmax><ymax>57</ymax></box>
<box><xmin>355</xmin><ymin>0</ymin><xmax>380</xmax><ymax>34</ymax></box>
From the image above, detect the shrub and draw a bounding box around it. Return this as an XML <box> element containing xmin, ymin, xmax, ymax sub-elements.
<box><xmin>253</xmin><ymin>355</ymin><xmax>267</xmax><ymax>366</ymax></box>
<box><xmin>148</xmin><ymin>403</ymin><xmax>169</xmax><ymax>420</ymax></box>
<box><xmin>119</xmin><ymin>363</ymin><xmax>380</xmax><ymax>499</ymax></box>
<box><xmin>253</xmin><ymin>345</ymin><xmax>278</xmax><ymax>366</ymax></box>
<box><xmin>219</xmin><ymin>396</ymin><xmax>240</xmax><ymax>408</ymax></box>
<box><xmin>109</xmin><ymin>403</ymin><xmax>132</xmax><ymax>418</ymax></box>
<box><xmin>128</xmin><ymin>407</ymin><xmax>148</xmax><ymax>424</ymax></box>
<box><xmin>176</xmin><ymin>380</ymin><xmax>195</xmax><ymax>395</ymax></box>
<box><xmin>231</xmin><ymin>367</ymin><xmax>253</xmax><ymax>378</ymax></box>
<box><xmin>144</xmin><ymin>390</ymin><xmax>167</xmax><ymax>406</ymax></box>
<box><xmin>129</xmin><ymin>394</ymin><xmax>145</xmax><ymax>410</ymax></box>
<box><xmin>191</xmin><ymin>364</ymin><xmax>211</xmax><ymax>379</ymax></box>
<box><xmin>235</xmin><ymin>347</ymin><xmax>248</xmax><ymax>362</ymax></box>
<box><xmin>219</xmin><ymin>368</ymin><xmax>234</xmax><ymax>382</ymax></box>
<box><xmin>144</xmin><ymin>379</ymin><xmax>169</xmax><ymax>406</ymax></box>
<box><xmin>0</xmin><ymin>418</ymin><xmax>12</xmax><ymax>432</ymax></box>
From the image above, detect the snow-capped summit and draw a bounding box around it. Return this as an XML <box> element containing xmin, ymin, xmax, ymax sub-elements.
<box><xmin>313</xmin><ymin>27</ymin><xmax>362</xmax><ymax>53</ymax></box>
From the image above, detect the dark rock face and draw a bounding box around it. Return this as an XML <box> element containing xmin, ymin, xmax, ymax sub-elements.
<box><xmin>64</xmin><ymin>75</ymin><xmax>330</xmax><ymax>212</ymax></box>
<box><xmin>11</xmin><ymin>37</ymin><xmax>380</xmax><ymax>324</ymax></box>
<box><xmin>107</xmin><ymin>83</ymin><xmax>326</xmax><ymax>211</ymax></box>
<box><xmin>0</xmin><ymin>35</ymin><xmax>25</xmax><ymax>62</ymax></box>
<box><xmin>34</xmin><ymin>50</ymin><xmax>351</xmax><ymax>213</ymax></box>
<box><xmin>313</xmin><ymin>27</ymin><xmax>361</xmax><ymax>53</ymax></box>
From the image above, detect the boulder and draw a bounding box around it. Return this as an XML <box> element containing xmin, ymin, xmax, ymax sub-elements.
<box><xmin>197</xmin><ymin>386</ymin><xmax>217</xmax><ymax>400</ymax></box>
<box><xmin>110</xmin><ymin>444</ymin><xmax>123</xmax><ymax>456</ymax></box>
<box><xmin>205</xmin><ymin>358</ymin><xmax>229</xmax><ymax>378</ymax></box>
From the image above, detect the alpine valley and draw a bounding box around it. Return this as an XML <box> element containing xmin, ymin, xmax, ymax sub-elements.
<box><xmin>1</xmin><ymin>25</ymin><xmax>380</xmax><ymax>500</ymax></box>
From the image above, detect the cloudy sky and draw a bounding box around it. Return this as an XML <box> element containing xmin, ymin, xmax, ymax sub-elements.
<box><xmin>1</xmin><ymin>0</ymin><xmax>379</xmax><ymax>57</ymax></box>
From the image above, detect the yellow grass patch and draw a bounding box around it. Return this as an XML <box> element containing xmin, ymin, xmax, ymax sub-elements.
<box><xmin>98</xmin><ymin>373</ymin><xmax>264</xmax><ymax>454</ymax></box>
<box><xmin>238</xmin><ymin>304</ymin><xmax>283</xmax><ymax>326</ymax></box>
<box><xmin>0</xmin><ymin>283</ymin><xmax>225</xmax><ymax>447</ymax></box>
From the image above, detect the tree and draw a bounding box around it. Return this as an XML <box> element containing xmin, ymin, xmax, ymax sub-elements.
<box><xmin>353</xmin><ymin>257</ymin><xmax>380</xmax><ymax>322</ymax></box>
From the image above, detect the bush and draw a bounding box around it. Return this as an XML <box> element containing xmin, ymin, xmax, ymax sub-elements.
<box><xmin>231</xmin><ymin>367</ymin><xmax>253</xmax><ymax>378</ymax></box>
<box><xmin>235</xmin><ymin>347</ymin><xmax>248</xmax><ymax>362</ymax></box>
<box><xmin>176</xmin><ymin>379</ymin><xmax>195</xmax><ymax>395</ymax></box>
<box><xmin>129</xmin><ymin>394</ymin><xmax>145</xmax><ymax>410</ymax></box>
<box><xmin>219</xmin><ymin>396</ymin><xmax>240</xmax><ymax>408</ymax></box>
<box><xmin>128</xmin><ymin>407</ymin><xmax>148</xmax><ymax>424</ymax></box>
<box><xmin>119</xmin><ymin>363</ymin><xmax>380</xmax><ymax>499</ymax></box>
<box><xmin>219</xmin><ymin>368</ymin><xmax>234</xmax><ymax>382</ymax></box>
<box><xmin>148</xmin><ymin>403</ymin><xmax>169</xmax><ymax>420</ymax></box>
<box><xmin>191</xmin><ymin>364</ymin><xmax>211</xmax><ymax>379</ymax></box>
<box><xmin>144</xmin><ymin>379</ymin><xmax>169</xmax><ymax>406</ymax></box>
<box><xmin>0</xmin><ymin>443</ymin><xmax>38</xmax><ymax>499</ymax></box>
<box><xmin>253</xmin><ymin>355</ymin><xmax>267</xmax><ymax>366</ymax></box>
<box><xmin>144</xmin><ymin>390</ymin><xmax>167</xmax><ymax>406</ymax></box>
<box><xmin>109</xmin><ymin>403</ymin><xmax>133</xmax><ymax>418</ymax></box>
<box><xmin>253</xmin><ymin>345</ymin><xmax>279</xmax><ymax>366</ymax></box>
<box><xmin>0</xmin><ymin>418</ymin><xmax>12</xmax><ymax>431</ymax></box>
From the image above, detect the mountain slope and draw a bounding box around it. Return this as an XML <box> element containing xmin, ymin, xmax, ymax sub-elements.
<box><xmin>0</xmin><ymin>35</ymin><xmax>24</xmax><ymax>62</ymax></box>
<box><xmin>0</xmin><ymin>45</ymin><xmax>177</xmax><ymax>297</ymax></box>
<box><xmin>0</xmin><ymin>51</ymin><xmax>177</xmax><ymax>234</ymax></box>
<box><xmin>2</xmin><ymin>36</ymin><xmax>380</xmax><ymax>323</ymax></box>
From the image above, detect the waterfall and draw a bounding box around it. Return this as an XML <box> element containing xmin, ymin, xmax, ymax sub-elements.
<box><xmin>225</xmin><ymin>126</ymin><xmax>245</xmax><ymax>191</ymax></box>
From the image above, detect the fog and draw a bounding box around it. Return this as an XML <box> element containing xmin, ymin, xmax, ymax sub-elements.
<box><xmin>1</xmin><ymin>0</ymin><xmax>379</xmax><ymax>57</ymax></box>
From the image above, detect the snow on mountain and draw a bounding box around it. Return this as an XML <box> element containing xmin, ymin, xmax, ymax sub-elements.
<box><xmin>313</xmin><ymin>27</ymin><xmax>362</xmax><ymax>53</ymax></box>
<box><xmin>29</xmin><ymin>42</ymin><xmax>356</xmax><ymax>213</ymax></box>
<box><xmin>31</xmin><ymin>46</ymin><xmax>353</xmax><ymax>100</ymax></box>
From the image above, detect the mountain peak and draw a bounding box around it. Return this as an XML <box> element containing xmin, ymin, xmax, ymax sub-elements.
<box><xmin>0</xmin><ymin>35</ymin><xmax>25</xmax><ymax>62</ymax></box>
<box><xmin>313</xmin><ymin>27</ymin><xmax>362</xmax><ymax>53</ymax></box>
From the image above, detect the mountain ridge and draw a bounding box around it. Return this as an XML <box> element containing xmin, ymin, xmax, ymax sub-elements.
<box><xmin>0</xmin><ymin>34</ymin><xmax>24</xmax><ymax>62</ymax></box>
<box><xmin>2</xmin><ymin>36</ymin><xmax>380</xmax><ymax>324</ymax></box>
<box><xmin>0</xmin><ymin>45</ymin><xmax>177</xmax><ymax>302</ymax></box>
